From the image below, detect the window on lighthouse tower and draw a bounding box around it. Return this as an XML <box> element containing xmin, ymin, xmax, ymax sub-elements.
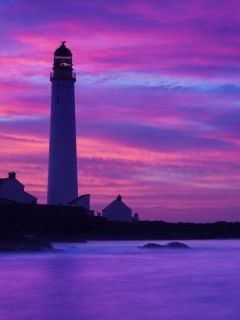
<box><xmin>55</xmin><ymin>56</ymin><xmax>72</xmax><ymax>68</ymax></box>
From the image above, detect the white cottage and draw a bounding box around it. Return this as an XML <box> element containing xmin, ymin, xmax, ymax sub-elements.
<box><xmin>0</xmin><ymin>172</ymin><xmax>37</xmax><ymax>204</ymax></box>
<box><xmin>102</xmin><ymin>195</ymin><xmax>132</xmax><ymax>222</ymax></box>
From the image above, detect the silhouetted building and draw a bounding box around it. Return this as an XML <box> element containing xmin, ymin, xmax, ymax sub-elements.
<box><xmin>68</xmin><ymin>194</ymin><xmax>90</xmax><ymax>209</ymax></box>
<box><xmin>68</xmin><ymin>194</ymin><xmax>94</xmax><ymax>216</ymax></box>
<box><xmin>0</xmin><ymin>172</ymin><xmax>37</xmax><ymax>204</ymax></box>
<box><xmin>102</xmin><ymin>195</ymin><xmax>132</xmax><ymax>222</ymax></box>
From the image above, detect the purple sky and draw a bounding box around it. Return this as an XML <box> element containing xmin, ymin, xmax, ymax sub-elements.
<box><xmin>0</xmin><ymin>0</ymin><xmax>239</xmax><ymax>222</ymax></box>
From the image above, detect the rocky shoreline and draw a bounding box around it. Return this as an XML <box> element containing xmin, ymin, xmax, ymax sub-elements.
<box><xmin>0</xmin><ymin>235</ymin><xmax>63</xmax><ymax>253</ymax></box>
<box><xmin>0</xmin><ymin>236</ymin><xmax>192</xmax><ymax>253</ymax></box>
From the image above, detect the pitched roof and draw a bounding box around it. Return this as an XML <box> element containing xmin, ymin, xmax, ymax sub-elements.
<box><xmin>24</xmin><ymin>191</ymin><xmax>37</xmax><ymax>200</ymax></box>
<box><xmin>102</xmin><ymin>199</ymin><xmax>131</xmax><ymax>211</ymax></box>
<box><xmin>68</xmin><ymin>194</ymin><xmax>90</xmax><ymax>205</ymax></box>
<box><xmin>0</xmin><ymin>177</ymin><xmax>23</xmax><ymax>187</ymax></box>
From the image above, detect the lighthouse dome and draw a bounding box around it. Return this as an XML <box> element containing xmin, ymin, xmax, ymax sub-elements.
<box><xmin>54</xmin><ymin>41</ymin><xmax>72</xmax><ymax>56</ymax></box>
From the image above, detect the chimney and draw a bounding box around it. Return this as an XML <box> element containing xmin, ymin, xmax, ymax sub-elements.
<box><xmin>116</xmin><ymin>195</ymin><xmax>122</xmax><ymax>201</ymax></box>
<box><xmin>8</xmin><ymin>172</ymin><xmax>16</xmax><ymax>179</ymax></box>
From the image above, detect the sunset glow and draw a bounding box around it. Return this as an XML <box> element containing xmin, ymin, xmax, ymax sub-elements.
<box><xmin>0</xmin><ymin>0</ymin><xmax>239</xmax><ymax>221</ymax></box>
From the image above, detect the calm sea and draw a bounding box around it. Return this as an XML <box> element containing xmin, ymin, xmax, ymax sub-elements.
<box><xmin>0</xmin><ymin>240</ymin><xmax>240</xmax><ymax>320</ymax></box>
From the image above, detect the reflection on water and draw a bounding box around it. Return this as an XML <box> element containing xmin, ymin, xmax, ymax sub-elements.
<box><xmin>0</xmin><ymin>240</ymin><xmax>240</xmax><ymax>320</ymax></box>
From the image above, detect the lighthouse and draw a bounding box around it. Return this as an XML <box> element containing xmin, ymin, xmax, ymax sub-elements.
<box><xmin>47</xmin><ymin>41</ymin><xmax>78</xmax><ymax>205</ymax></box>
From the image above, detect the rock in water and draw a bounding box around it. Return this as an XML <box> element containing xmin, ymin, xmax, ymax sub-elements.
<box><xmin>0</xmin><ymin>235</ymin><xmax>64</xmax><ymax>253</ymax></box>
<box><xmin>140</xmin><ymin>243</ymin><xmax>163</xmax><ymax>248</ymax></box>
<box><xmin>139</xmin><ymin>242</ymin><xmax>190</xmax><ymax>249</ymax></box>
<box><xmin>164</xmin><ymin>242</ymin><xmax>190</xmax><ymax>249</ymax></box>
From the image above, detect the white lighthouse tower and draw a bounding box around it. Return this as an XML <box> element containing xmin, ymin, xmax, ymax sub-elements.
<box><xmin>47</xmin><ymin>41</ymin><xmax>78</xmax><ymax>205</ymax></box>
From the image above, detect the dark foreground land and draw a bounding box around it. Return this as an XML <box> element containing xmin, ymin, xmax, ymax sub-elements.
<box><xmin>1</xmin><ymin>203</ymin><xmax>240</xmax><ymax>242</ymax></box>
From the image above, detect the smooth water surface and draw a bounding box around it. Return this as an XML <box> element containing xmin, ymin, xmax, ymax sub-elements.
<box><xmin>0</xmin><ymin>240</ymin><xmax>240</xmax><ymax>320</ymax></box>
